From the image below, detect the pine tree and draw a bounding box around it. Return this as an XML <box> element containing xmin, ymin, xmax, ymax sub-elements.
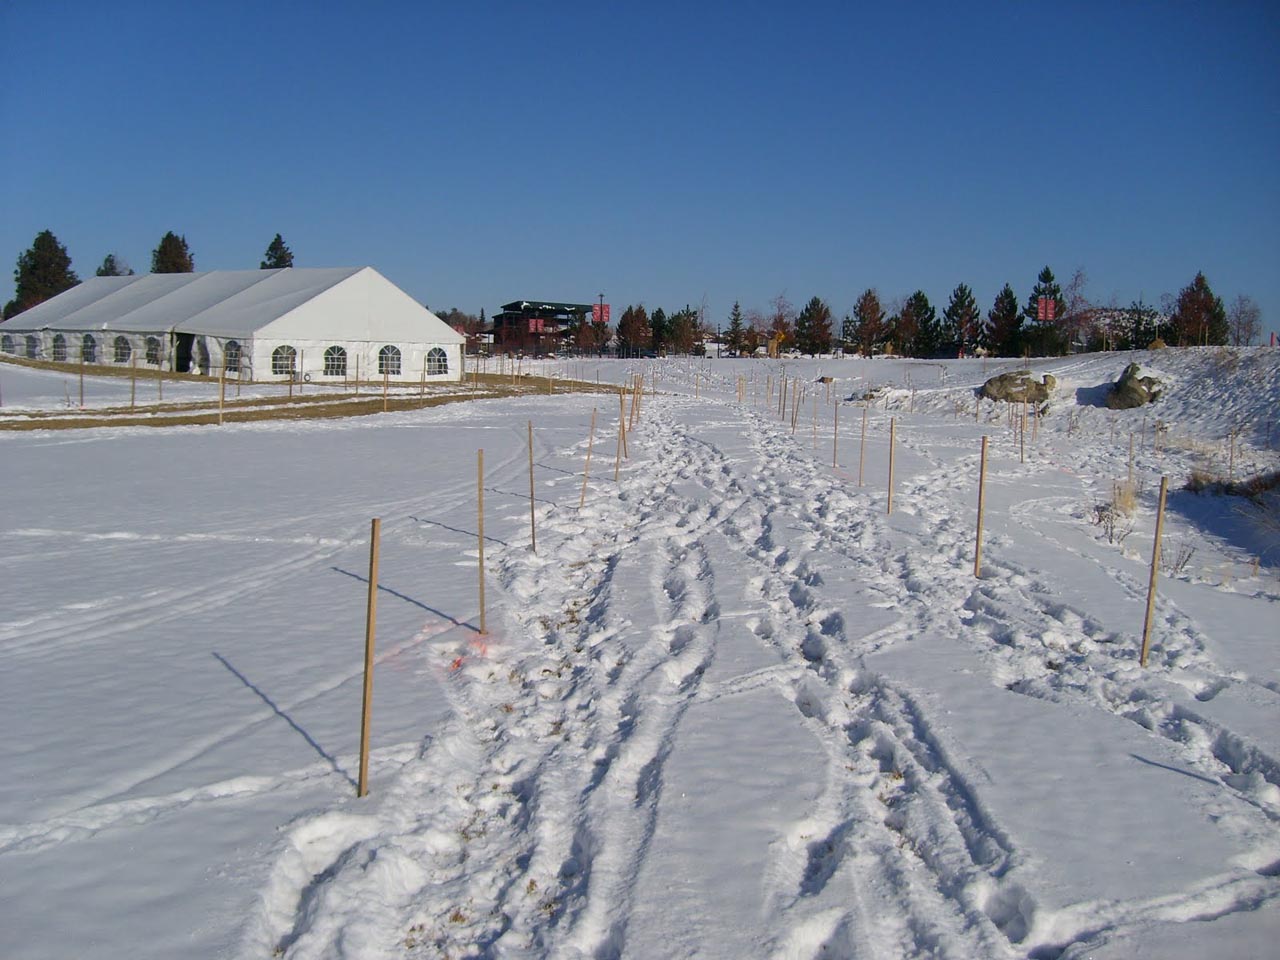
<box><xmin>670</xmin><ymin>306</ymin><xmax>699</xmax><ymax>354</ymax></box>
<box><xmin>726</xmin><ymin>301</ymin><xmax>746</xmax><ymax>356</ymax></box>
<box><xmin>616</xmin><ymin>305</ymin><xmax>651</xmax><ymax>356</ymax></box>
<box><xmin>4</xmin><ymin>229</ymin><xmax>79</xmax><ymax>319</ymax></box>
<box><xmin>904</xmin><ymin>291</ymin><xmax>940</xmax><ymax>357</ymax></box>
<box><xmin>260</xmin><ymin>233</ymin><xmax>294</xmax><ymax>269</ymax></box>
<box><xmin>650</xmin><ymin>307</ymin><xmax>669</xmax><ymax>354</ymax></box>
<box><xmin>151</xmin><ymin>232</ymin><xmax>194</xmax><ymax>273</ymax></box>
<box><xmin>986</xmin><ymin>284</ymin><xmax>1022</xmax><ymax>357</ymax></box>
<box><xmin>95</xmin><ymin>253</ymin><xmax>134</xmax><ymax>277</ymax></box>
<box><xmin>942</xmin><ymin>283</ymin><xmax>980</xmax><ymax>355</ymax></box>
<box><xmin>1022</xmin><ymin>266</ymin><xmax>1067</xmax><ymax>355</ymax></box>
<box><xmin>1122</xmin><ymin>299</ymin><xmax>1159</xmax><ymax>349</ymax></box>
<box><xmin>795</xmin><ymin>296</ymin><xmax>833</xmax><ymax>355</ymax></box>
<box><xmin>1170</xmin><ymin>272</ymin><xmax>1228</xmax><ymax>346</ymax></box>
<box><xmin>852</xmin><ymin>289</ymin><xmax>886</xmax><ymax>356</ymax></box>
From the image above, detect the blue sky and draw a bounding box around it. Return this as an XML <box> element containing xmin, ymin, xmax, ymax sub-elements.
<box><xmin>2</xmin><ymin>1</ymin><xmax>1277</xmax><ymax>339</ymax></box>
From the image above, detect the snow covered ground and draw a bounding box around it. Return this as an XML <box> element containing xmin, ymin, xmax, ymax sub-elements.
<box><xmin>1</xmin><ymin>347</ymin><xmax>1278</xmax><ymax>959</ymax></box>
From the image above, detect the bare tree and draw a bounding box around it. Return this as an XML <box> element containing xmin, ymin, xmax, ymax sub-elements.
<box><xmin>1228</xmin><ymin>294</ymin><xmax>1261</xmax><ymax>346</ymax></box>
<box><xmin>768</xmin><ymin>294</ymin><xmax>795</xmax><ymax>344</ymax></box>
<box><xmin>1062</xmin><ymin>267</ymin><xmax>1092</xmax><ymax>349</ymax></box>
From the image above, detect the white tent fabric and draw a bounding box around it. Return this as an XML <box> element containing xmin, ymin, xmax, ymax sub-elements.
<box><xmin>0</xmin><ymin>268</ymin><xmax>464</xmax><ymax>382</ymax></box>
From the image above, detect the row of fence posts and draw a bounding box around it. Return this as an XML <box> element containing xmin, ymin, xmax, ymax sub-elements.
<box><xmin>753</xmin><ymin>369</ymin><xmax>1176</xmax><ymax>669</ymax></box>
<box><xmin>356</xmin><ymin>372</ymin><xmax>647</xmax><ymax>796</ymax></box>
<box><xmin>353</xmin><ymin>368</ymin><xmax>1190</xmax><ymax>795</ymax></box>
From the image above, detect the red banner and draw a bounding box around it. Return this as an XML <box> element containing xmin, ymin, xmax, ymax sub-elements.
<box><xmin>528</xmin><ymin>318</ymin><xmax>544</xmax><ymax>334</ymax></box>
<box><xmin>1037</xmin><ymin>296</ymin><xmax>1055</xmax><ymax>322</ymax></box>
<box><xmin>593</xmin><ymin>304</ymin><xmax>611</xmax><ymax>324</ymax></box>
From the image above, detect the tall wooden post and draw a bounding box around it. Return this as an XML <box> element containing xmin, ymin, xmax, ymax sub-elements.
<box><xmin>477</xmin><ymin>451</ymin><xmax>487</xmax><ymax>635</ymax></box>
<box><xmin>579</xmin><ymin>408</ymin><xmax>597</xmax><ymax>509</ymax></box>
<box><xmin>79</xmin><ymin>355</ymin><xmax>84</xmax><ymax>407</ymax></box>
<box><xmin>130</xmin><ymin>358</ymin><xmax>136</xmax><ymax>410</ymax></box>
<box><xmin>832</xmin><ymin>402</ymin><xmax>839</xmax><ymax>468</ymax></box>
<box><xmin>218</xmin><ymin>368</ymin><xmax>225</xmax><ymax>426</ymax></box>
<box><xmin>1139</xmin><ymin>477</ymin><xmax>1169</xmax><ymax>667</ymax></box>
<box><xmin>619</xmin><ymin>391</ymin><xmax>629</xmax><ymax>459</ymax></box>
<box><xmin>357</xmin><ymin>517</ymin><xmax>381</xmax><ymax>798</ymax></box>
<box><xmin>974</xmin><ymin>436</ymin><xmax>989</xmax><ymax>578</ymax></box>
<box><xmin>887</xmin><ymin>417</ymin><xmax>897</xmax><ymax>515</ymax></box>
<box><xmin>421</xmin><ymin>357</ymin><xmax>427</xmax><ymax>399</ymax></box>
<box><xmin>383</xmin><ymin>370</ymin><xmax>389</xmax><ymax>412</ymax></box>
<box><xmin>858</xmin><ymin>404</ymin><xmax>868</xmax><ymax>487</ymax></box>
<box><xmin>527</xmin><ymin>420</ymin><xmax>537</xmax><ymax>553</ymax></box>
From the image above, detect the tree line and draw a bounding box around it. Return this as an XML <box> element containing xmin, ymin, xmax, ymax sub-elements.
<box><xmin>3</xmin><ymin>230</ymin><xmax>295</xmax><ymax>319</ymax></box>
<box><xmin>714</xmin><ymin>266</ymin><xmax>1261</xmax><ymax>357</ymax></box>
<box><xmin>5</xmin><ymin>231</ymin><xmax>1264</xmax><ymax>352</ymax></box>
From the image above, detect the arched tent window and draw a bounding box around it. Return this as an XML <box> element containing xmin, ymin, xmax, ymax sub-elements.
<box><xmin>378</xmin><ymin>345</ymin><xmax>401</xmax><ymax>376</ymax></box>
<box><xmin>145</xmin><ymin>337</ymin><xmax>161</xmax><ymax>365</ymax></box>
<box><xmin>272</xmin><ymin>345</ymin><xmax>297</xmax><ymax>376</ymax></box>
<box><xmin>52</xmin><ymin>334</ymin><xmax>67</xmax><ymax>362</ymax></box>
<box><xmin>25</xmin><ymin>335</ymin><xmax>39</xmax><ymax>359</ymax></box>
<box><xmin>224</xmin><ymin>340</ymin><xmax>241</xmax><ymax>373</ymax></box>
<box><xmin>1</xmin><ymin>334</ymin><xmax>13</xmax><ymax>353</ymax></box>
<box><xmin>114</xmin><ymin>335</ymin><xmax>132</xmax><ymax>364</ymax></box>
<box><xmin>82</xmin><ymin>334</ymin><xmax>97</xmax><ymax>362</ymax></box>
<box><xmin>324</xmin><ymin>345</ymin><xmax>347</xmax><ymax>376</ymax></box>
<box><xmin>427</xmin><ymin>347</ymin><xmax>448</xmax><ymax>376</ymax></box>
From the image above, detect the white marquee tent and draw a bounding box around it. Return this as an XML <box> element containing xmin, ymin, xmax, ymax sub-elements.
<box><xmin>0</xmin><ymin>267</ymin><xmax>464</xmax><ymax>383</ymax></box>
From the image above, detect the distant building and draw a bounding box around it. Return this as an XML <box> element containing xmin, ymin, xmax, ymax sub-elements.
<box><xmin>492</xmin><ymin>300</ymin><xmax>593</xmax><ymax>354</ymax></box>
<box><xmin>0</xmin><ymin>267</ymin><xmax>464</xmax><ymax>382</ymax></box>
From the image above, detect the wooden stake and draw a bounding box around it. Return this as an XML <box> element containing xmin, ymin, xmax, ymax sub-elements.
<box><xmin>218</xmin><ymin>368</ymin><xmax>225</xmax><ymax>425</ymax></box>
<box><xmin>887</xmin><ymin>417</ymin><xmax>897</xmax><ymax>514</ymax></box>
<box><xmin>859</xmin><ymin>404</ymin><xmax>868</xmax><ymax>487</ymax></box>
<box><xmin>357</xmin><ymin>517</ymin><xmax>381</xmax><ymax>798</ymax></box>
<box><xmin>1139</xmin><ymin>476</ymin><xmax>1169</xmax><ymax>667</ymax></box>
<box><xmin>1128</xmin><ymin>432</ymin><xmax>1135</xmax><ymax>484</ymax></box>
<box><xmin>832</xmin><ymin>402</ymin><xmax>839</xmax><ymax>468</ymax></box>
<box><xmin>421</xmin><ymin>357</ymin><xmax>427</xmax><ymax>399</ymax></box>
<box><xmin>383</xmin><ymin>370</ymin><xmax>389</xmax><ymax>412</ymax></box>
<box><xmin>477</xmin><ymin>450</ymin><xmax>487</xmax><ymax>635</ymax></box>
<box><xmin>620</xmin><ymin>391</ymin><xmax>629</xmax><ymax>459</ymax></box>
<box><xmin>130</xmin><ymin>358</ymin><xmax>136</xmax><ymax>410</ymax></box>
<box><xmin>975</xmin><ymin>436</ymin><xmax>989</xmax><ymax>578</ymax></box>
<box><xmin>614</xmin><ymin>402</ymin><xmax>625</xmax><ymax>482</ymax></box>
<box><xmin>579</xmin><ymin>408</ymin><xmax>597</xmax><ymax>509</ymax></box>
<box><xmin>79</xmin><ymin>355</ymin><xmax>84</xmax><ymax>407</ymax></box>
<box><xmin>527</xmin><ymin>420</ymin><xmax>537</xmax><ymax>553</ymax></box>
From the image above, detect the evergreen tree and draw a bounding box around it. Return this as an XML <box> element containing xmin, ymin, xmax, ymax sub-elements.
<box><xmin>852</xmin><ymin>288</ymin><xmax>886</xmax><ymax>356</ymax></box>
<box><xmin>1022</xmin><ymin>266</ymin><xmax>1068</xmax><ymax>355</ymax></box>
<box><xmin>942</xmin><ymin>283</ymin><xmax>980</xmax><ymax>355</ymax></box>
<box><xmin>670</xmin><ymin>306</ymin><xmax>699</xmax><ymax>354</ymax></box>
<box><xmin>616</xmin><ymin>305</ymin><xmax>651</xmax><ymax>356</ymax></box>
<box><xmin>4</xmin><ymin>229</ymin><xmax>79</xmax><ymax>320</ymax></box>
<box><xmin>986</xmin><ymin>284</ymin><xmax>1022</xmax><ymax>356</ymax></box>
<box><xmin>795</xmin><ymin>296</ymin><xmax>833</xmax><ymax>355</ymax></box>
<box><xmin>1170</xmin><ymin>272</ymin><xmax>1228</xmax><ymax>346</ymax></box>
<box><xmin>650</xmin><ymin>307</ymin><xmax>670</xmax><ymax>354</ymax></box>
<box><xmin>260</xmin><ymin>233</ymin><xmax>294</xmax><ymax>269</ymax></box>
<box><xmin>905</xmin><ymin>290</ymin><xmax>941</xmax><ymax>357</ymax></box>
<box><xmin>95</xmin><ymin>253</ymin><xmax>134</xmax><ymax>277</ymax></box>
<box><xmin>726</xmin><ymin>301</ymin><xmax>746</xmax><ymax>356</ymax></box>
<box><xmin>1122</xmin><ymin>298</ymin><xmax>1159</xmax><ymax>349</ymax></box>
<box><xmin>151</xmin><ymin>231</ymin><xmax>194</xmax><ymax>273</ymax></box>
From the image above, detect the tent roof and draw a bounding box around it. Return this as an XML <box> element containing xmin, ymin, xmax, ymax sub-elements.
<box><xmin>0</xmin><ymin>268</ymin><xmax>461</xmax><ymax>343</ymax></box>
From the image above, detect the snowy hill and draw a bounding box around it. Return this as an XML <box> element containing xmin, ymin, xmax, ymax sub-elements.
<box><xmin>1</xmin><ymin>347</ymin><xmax>1277</xmax><ymax>959</ymax></box>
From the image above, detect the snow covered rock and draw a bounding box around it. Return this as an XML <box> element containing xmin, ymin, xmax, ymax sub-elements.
<box><xmin>980</xmin><ymin>370</ymin><xmax>1057</xmax><ymax>403</ymax></box>
<box><xmin>1106</xmin><ymin>362</ymin><xmax>1163</xmax><ymax>409</ymax></box>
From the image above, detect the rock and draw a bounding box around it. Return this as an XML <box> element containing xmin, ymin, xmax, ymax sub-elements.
<box><xmin>980</xmin><ymin>370</ymin><xmax>1057</xmax><ymax>404</ymax></box>
<box><xmin>1106</xmin><ymin>363</ymin><xmax>1163</xmax><ymax>409</ymax></box>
